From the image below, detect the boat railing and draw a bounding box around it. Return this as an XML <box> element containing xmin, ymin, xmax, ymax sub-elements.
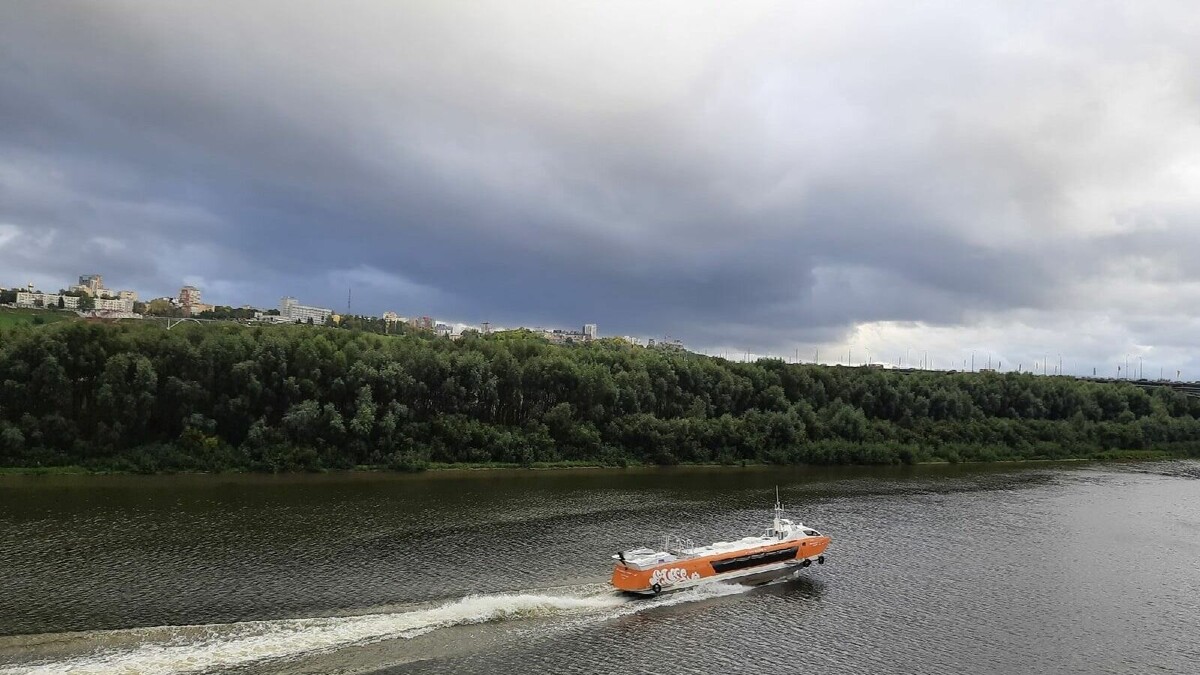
<box><xmin>664</xmin><ymin>534</ymin><xmax>699</xmax><ymax>557</ymax></box>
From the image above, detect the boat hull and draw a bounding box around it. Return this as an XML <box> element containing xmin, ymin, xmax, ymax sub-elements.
<box><xmin>611</xmin><ymin>536</ymin><xmax>830</xmax><ymax>595</ymax></box>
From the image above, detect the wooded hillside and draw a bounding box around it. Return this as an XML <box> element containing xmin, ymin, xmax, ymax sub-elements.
<box><xmin>2</xmin><ymin>321</ymin><xmax>1198</xmax><ymax>472</ymax></box>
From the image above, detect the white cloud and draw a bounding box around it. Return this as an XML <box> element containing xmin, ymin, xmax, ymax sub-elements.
<box><xmin>0</xmin><ymin>224</ymin><xmax>20</xmax><ymax>250</ymax></box>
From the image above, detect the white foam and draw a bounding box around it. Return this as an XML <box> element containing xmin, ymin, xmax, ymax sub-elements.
<box><xmin>610</xmin><ymin>580</ymin><xmax>750</xmax><ymax>617</ymax></box>
<box><xmin>1</xmin><ymin>593</ymin><xmax>619</xmax><ymax>675</ymax></box>
<box><xmin>0</xmin><ymin>582</ymin><xmax>753</xmax><ymax>675</ymax></box>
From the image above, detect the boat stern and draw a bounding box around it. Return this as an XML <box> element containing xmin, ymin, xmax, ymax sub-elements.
<box><xmin>610</xmin><ymin>564</ymin><xmax>653</xmax><ymax>594</ymax></box>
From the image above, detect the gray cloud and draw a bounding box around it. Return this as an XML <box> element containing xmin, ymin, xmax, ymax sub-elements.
<box><xmin>3</xmin><ymin>0</ymin><xmax>1200</xmax><ymax>374</ymax></box>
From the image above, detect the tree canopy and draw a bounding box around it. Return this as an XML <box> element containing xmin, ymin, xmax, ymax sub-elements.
<box><xmin>2</xmin><ymin>321</ymin><xmax>1198</xmax><ymax>473</ymax></box>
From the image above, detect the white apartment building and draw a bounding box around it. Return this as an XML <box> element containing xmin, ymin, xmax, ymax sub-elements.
<box><xmin>280</xmin><ymin>296</ymin><xmax>333</xmax><ymax>323</ymax></box>
<box><xmin>16</xmin><ymin>292</ymin><xmax>80</xmax><ymax>310</ymax></box>
<box><xmin>93</xmin><ymin>297</ymin><xmax>135</xmax><ymax>312</ymax></box>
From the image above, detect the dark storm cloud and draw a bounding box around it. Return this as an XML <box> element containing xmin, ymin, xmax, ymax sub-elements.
<box><xmin>3</xmin><ymin>0</ymin><xmax>1200</xmax><ymax>368</ymax></box>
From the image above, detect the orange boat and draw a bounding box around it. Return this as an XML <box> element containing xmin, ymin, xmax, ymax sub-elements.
<box><xmin>611</xmin><ymin>490</ymin><xmax>830</xmax><ymax>595</ymax></box>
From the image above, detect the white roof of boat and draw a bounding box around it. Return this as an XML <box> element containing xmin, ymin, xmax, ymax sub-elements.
<box><xmin>617</xmin><ymin>534</ymin><xmax>809</xmax><ymax>568</ymax></box>
<box><xmin>681</xmin><ymin>536</ymin><xmax>771</xmax><ymax>556</ymax></box>
<box><xmin>615</xmin><ymin>518</ymin><xmax>823</xmax><ymax>566</ymax></box>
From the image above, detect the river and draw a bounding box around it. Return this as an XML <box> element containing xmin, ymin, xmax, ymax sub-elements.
<box><xmin>1</xmin><ymin>461</ymin><xmax>1198</xmax><ymax>674</ymax></box>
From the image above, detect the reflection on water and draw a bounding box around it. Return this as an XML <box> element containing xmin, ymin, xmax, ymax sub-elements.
<box><xmin>1</xmin><ymin>461</ymin><xmax>1198</xmax><ymax>674</ymax></box>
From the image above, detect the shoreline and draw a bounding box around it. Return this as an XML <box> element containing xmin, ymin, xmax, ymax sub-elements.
<box><xmin>0</xmin><ymin>452</ymin><xmax>1176</xmax><ymax>478</ymax></box>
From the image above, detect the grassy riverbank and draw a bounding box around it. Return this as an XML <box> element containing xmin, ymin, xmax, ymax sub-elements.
<box><xmin>0</xmin><ymin>307</ymin><xmax>79</xmax><ymax>329</ymax></box>
<box><xmin>0</xmin><ymin>448</ymin><xmax>1187</xmax><ymax>476</ymax></box>
<box><xmin>5</xmin><ymin>437</ymin><xmax>1198</xmax><ymax>475</ymax></box>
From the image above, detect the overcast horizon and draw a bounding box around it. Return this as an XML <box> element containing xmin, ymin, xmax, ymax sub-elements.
<box><xmin>3</xmin><ymin>1</ymin><xmax>1200</xmax><ymax>377</ymax></box>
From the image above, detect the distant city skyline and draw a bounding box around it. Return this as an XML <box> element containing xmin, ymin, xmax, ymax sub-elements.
<box><xmin>3</xmin><ymin>2</ymin><xmax>1199</xmax><ymax>379</ymax></box>
<box><xmin>4</xmin><ymin>270</ymin><xmax>625</xmax><ymax>344</ymax></box>
<box><xmin>1</xmin><ymin>262</ymin><xmax>1192</xmax><ymax>379</ymax></box>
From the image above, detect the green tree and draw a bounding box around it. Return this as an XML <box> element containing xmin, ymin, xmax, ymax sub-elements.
<box><xmin>1</xmin><ymin>320</ymin><xmax>1198</xmax><ymax>472</ymax></box>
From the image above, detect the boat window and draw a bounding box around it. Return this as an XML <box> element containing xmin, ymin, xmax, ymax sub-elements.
<box><xmin>803</xmin><ymin>529</ymin><xmax>820</xmax><ymax>536</ymax></box>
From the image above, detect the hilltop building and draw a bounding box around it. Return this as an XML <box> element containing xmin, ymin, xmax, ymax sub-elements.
<box><xmin>178</xmin><ymin>285</ymin><xmax>201</xmax><ymax>307</ymax></box>
<box><xmin>177</xmin><ymin>286</ymin><xmax>205</xmax><ymax>316</ymax></box>
<box><xmin>77</xmin><ymin>274</ymin><xmax>103</xmax><ymax>294</ymax></box>
<box><xmin>67</xmin><ymin>273</ymin><xmax>135</xmax><ymax>306</ymax></box>
<box><xmin>539</xmin><ymin>324</ymin><xmax>599</xmax><ymax>344</ymax></box>
<box><xmin>93</xmin><ymin>296</ymin><xmax>135</xmax><ymax>312</ymax></box>
<box><xmin>16</xmin><ymin>291</ymin><xmax>79</xmax><ymax>310</ymax></box>
<box><xmin>648</xmin><ymin>337</ymin><xmax>686</xmax><ymax>351</ymax></box>
<box><xmin>280</xmin><ymin>296</ymin><xmax>333</xmax><ymax>323</ymax></box>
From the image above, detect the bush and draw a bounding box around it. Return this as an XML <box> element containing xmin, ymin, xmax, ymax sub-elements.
<box><xmin>387</xmin><ymin>450</ymin><xmax>429</xmax><ymax>472</ymax></box>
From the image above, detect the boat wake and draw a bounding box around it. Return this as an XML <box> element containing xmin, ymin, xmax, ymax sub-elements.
<box><xmin>0</xmin><ymin>582</ymin><xmax>751</xmax><ymax>674</ymax></box>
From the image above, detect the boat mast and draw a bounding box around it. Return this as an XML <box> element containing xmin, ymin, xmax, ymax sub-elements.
<box><xmin>774</xmin><ymin>486</ymin><xmax>783</xmax><ymax>530</ymax></box>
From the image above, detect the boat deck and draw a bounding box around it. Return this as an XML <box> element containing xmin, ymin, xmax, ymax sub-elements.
<box><xmin>619</xmin><ymin>535</ymin><xmax>781</xmax><ymax>570</ymax></box>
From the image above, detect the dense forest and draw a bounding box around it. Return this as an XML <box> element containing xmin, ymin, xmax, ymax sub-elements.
<box><xmin>2</xmin><ymin>320</ymin><xmax>1199</xmax><ymax>472</ymax></box>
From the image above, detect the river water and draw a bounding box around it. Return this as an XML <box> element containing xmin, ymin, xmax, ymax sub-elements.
<box><xmin>1</xmin><ymin>461</ymin><xmax>1198</xmax><ymax>674</ymax></box>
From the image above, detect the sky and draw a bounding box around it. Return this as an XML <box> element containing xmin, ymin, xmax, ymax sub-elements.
<box><xmin>2</xmin><ymin>1</ymin><xmax>1200</xmax><ymax>378</ymax></box>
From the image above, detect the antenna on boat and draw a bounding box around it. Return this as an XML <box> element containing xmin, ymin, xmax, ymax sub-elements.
<box><xmin>774</xmin><ymin>485</ymin><xmax>783</xmax><ymax>530</ymax></box>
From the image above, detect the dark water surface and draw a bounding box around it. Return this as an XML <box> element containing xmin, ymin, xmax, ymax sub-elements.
<box><xmin>1</xmin><ymin>462</ymin><xmax>1198</xmax><ymax>674</ymax></box>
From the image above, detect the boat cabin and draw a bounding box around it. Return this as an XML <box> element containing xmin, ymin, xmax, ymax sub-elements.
<box><xmin>613</xmin><ymin>521</ymin><xmax>823</xmax><ymax>570</ymax></box>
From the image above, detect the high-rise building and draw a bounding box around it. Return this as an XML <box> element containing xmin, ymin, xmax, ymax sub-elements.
<box><xmin>78</xmin><ymin>274</ymin><xmax>103</xmax><ymax>294</ymax></box>
<box><xmin>179</xmin><ymin>285</ymin><xmax>201</xmax><ymax>307</ymax></box>
<box><xmin>583</xmin><ymin>323</ymin><xmax>598</xmax><ymax>340</ymax></box>
<box><xmin>118</xmin><ymin>290</ymin><xmax>138</xmax><ymax>302</ymax></box>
